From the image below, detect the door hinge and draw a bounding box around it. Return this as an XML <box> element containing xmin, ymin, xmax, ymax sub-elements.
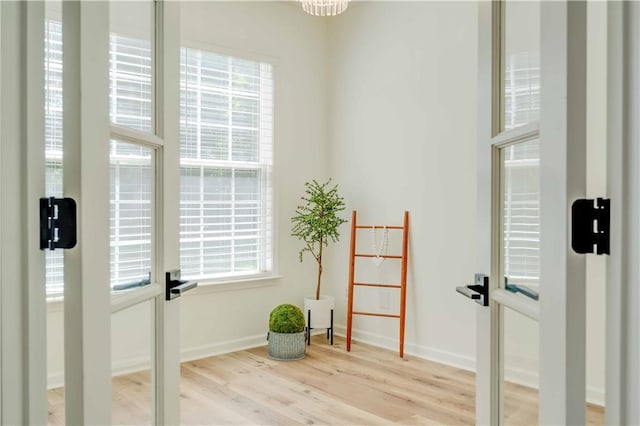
<box><xmin>571</xmin><ymin>197</ymin><xmax>610</xmax><ymax>255</ymax></box>
<box><xmin>40</xmin><ymin>197</ymin><xmax>77</xmax><ymax>251</ymax></box>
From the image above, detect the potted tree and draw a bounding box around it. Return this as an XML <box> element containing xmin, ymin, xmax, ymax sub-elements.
<box><xmin>268</xmin><ymin>304</ymin><xmax>306</xmax><ymax>361</ymax></box>
<box><xmin>291</xmin><ymin>179</ymin><xmax>347</xmax><ymax>341</ymax></box>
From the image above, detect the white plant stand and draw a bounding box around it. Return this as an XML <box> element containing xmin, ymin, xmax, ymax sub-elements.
<box><xmin>304</xmin><ymin>295</ymin><xmax>334</xmax><ymax>346</ymax></box>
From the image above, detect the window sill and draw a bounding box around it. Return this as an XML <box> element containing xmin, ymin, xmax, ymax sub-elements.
<box><xmin>185</xmin><ymin>274</ymin><xmax>283</xmax><ymax>296</ymax></box>
<box><xmin>47</xmin><ymin>297</ymin><xmax>64</xmax><ymax>312</ymax></box>
<box><xmin>45</xmin><ymin>275</ymin><xmax>282</xmax><ymax>311</ymax></box>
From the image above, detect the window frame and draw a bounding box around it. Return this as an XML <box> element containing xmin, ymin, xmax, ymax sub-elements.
<box><xmin>178</xmin><ymin>42</ymin><xmax>276</xmax><ymax>285</ymax></box>
<box><xmin>43</xmin><ymin>31</ymin><xmax>280</xmax><ymax>301</ymax></box>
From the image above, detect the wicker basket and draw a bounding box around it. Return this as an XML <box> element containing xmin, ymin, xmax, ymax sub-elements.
<box><xmin>267</xmin><ymin>331</ymin><xmax>306</xmax><ymax>361</ymax></box>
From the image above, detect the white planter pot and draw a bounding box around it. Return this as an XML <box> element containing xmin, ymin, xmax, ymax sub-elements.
<box><xmin>304</xmin><ymin>295</ymin><xmax>334</xmax><ymax>329</ymax></box>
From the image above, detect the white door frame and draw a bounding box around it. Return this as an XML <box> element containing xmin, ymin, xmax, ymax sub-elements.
<box><xmin>476</xmin><ymin>1</ymin><xmax>587</xmax><ymax>424</ymax></box>
<box><xmin>25</xmin><ymin>2</ymin><xmax>48</xmax><ymax>421</ymax></box>
<box><xmin>606</xmin><ymin>2</ymin><xmax>640</xmax><ymax>424</ymax></box>
<box><xmin>62</xmin><ymin>1</ymin><xmax>112</xmax><ymax>422</ymax></box>
<box><xmin>0</xmin><ymin>2</ymin><xmax>47</xmax><ymax>424</ymax></box>
<box><xmin>538</xmin><ymin>2</ymin><xmax>587</xmax><ymax>423</ymax></box>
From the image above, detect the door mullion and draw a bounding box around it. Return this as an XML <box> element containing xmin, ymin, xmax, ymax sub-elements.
<box><xmin>155</xmin><ymin>1</ymin><xmax>181</xmax><ymax>423</ymax></box>
<box><xmin>475</xmin><ymin>1</ymin><xmax>496</xmax><ymax>424</ymax></box>
<box><xmin>62</xmin><ymin>2</ymin><xmax>112</xmax><ymax>424</ymax></box>
<box><xmin>539</xmin><ymin>1</ymin><xmax>587</xmax><ymax>424</ymax></box>
<box><xmin>606</xmin><ymin>2</ymin><xmax>640</xmax><ymax>423</ymax></box>
<box><xmin>25</xmin><ymin>1</ymin><xmax>47</xmax><ymax>423</ymax></box>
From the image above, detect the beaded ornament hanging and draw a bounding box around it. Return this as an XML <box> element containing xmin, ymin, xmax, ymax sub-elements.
<box><xmin>371</xmin><ymin>226</ymin><xmax>389</xmax><ymax>266</ymax></box>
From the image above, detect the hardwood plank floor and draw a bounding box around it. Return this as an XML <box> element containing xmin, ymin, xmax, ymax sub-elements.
<box><xmin>48</xmin><ymin>336</ymin><xmax>604</xmax><ymax>425</ymax></box>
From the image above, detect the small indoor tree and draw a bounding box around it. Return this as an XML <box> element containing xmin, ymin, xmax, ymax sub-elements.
<box><xmin>291</xmin><ymin>179</ymin><xmax>347</xmax><ymax>300</ymax></box>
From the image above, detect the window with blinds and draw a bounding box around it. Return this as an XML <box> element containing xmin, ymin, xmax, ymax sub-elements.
<box><xmin>502</xmin><ymin>53</ymin><xmax>541</xmax><ymax>287</ymax></box>
<box><xmin>504</xmin><ymin>51</ymin><xmax>540</xmax><ymax>131</ymax></box>
<box><xmin>179</xmin><ymin>48</ymin><xmax>274</xmax><ymax>280</ymax></box>
<box><xmin>110</xmin><ymin>140</ymin><xmax>154</xmax><ymax>289</ymax></box>
<box><xmin>109</xmin><ymin>33</ymin><xmax>153</xmax><ymax>133</ymax></box>
<box><xmin>108</xmin><ymin>21</ymin><xmax>154</xmax><ymax>291</ymax></box>
<box><xmin>44</xmin><ymin>20</ymin><xmax>155</xmax><ymax>299</ymax></box>
<box><xmin>503</xmin><ymin>140</ymin><xmax>540</xmax><ymax>286</ymax></box>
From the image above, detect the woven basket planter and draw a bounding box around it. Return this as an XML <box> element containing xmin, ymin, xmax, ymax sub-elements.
<box><xmin>268</xmin><ymin>331</ymin><xmax>306</xmax><ymax>361</ymax></box>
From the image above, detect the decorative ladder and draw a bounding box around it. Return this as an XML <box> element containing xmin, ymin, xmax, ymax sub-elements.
<box><xmin>346</xmin><ymin>210</ymin><xmax>409</xmax><ymax>357</ymax></box>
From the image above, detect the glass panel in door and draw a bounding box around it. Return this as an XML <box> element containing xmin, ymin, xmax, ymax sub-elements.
<box><xmin>500</xmin><ymin>138</ymin><xmax>540</xmax><ymax>298</ymax></box>
<box><xmin>502</xmin><ymin>0</ymin><xmax>540</xmax><ymax>132</ymax></box>
<box><xmin>112</xmin><ymin>300</ymin><xmax>154</xmax><ymax>425</ymax></box>
<box><xmin>109</xmin><ymin>140</ymin><xmax>155</xmax><ymax>293</ymax></box>
<box><xmin>109</xmin><ymin>0</ymin><xmax>154</xmax><ymax>133</ymax></box>
<box><xmin>45</xmin><ymin>8</ymin><xmax>64</xmax><ymax>300</ymax></box>
<box><xmin>499</xmin><ymin>137</ymin><xmax>541</xmax><ymax>424</ymax></box>
<box><xmin>503</xmin><ymin>306</ymin><xmax>539</xmax><ymax>425</ymax></box>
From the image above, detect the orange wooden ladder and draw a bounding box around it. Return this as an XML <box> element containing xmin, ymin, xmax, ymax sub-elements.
<box><xmin>346</xmin><ymin>210</ymin><xmax>409</xmax><ymax>357</ymax></box>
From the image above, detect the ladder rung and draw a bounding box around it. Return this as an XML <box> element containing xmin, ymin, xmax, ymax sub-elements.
<box><xmin>353</xmin><ymin>282</ymin><xmax>401</xmax><ymax>289</ymax></box>
<box><xmin>352</xmin><ymin>311</ymin><xmax>401</xmax><ymax>319</ymax></box>
<box><xmin>355</xmin><ymin>253</ymin><xmax>402</xmax><ymax>259</ymax></box>
<box><xmin>356</xmin><ymin>225</ymin><xmax>404</xmax><ymax>230</ymax></box>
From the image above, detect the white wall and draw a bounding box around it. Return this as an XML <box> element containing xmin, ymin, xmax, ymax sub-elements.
<box><xmin>47</xmin><ymin>0</ymin><xmax>329</xmax><ymax>387</ymax></box>
<box><xmin>177</xmin><ymin>0</ymin><xmax>330</xmax><ymax>357</ymax></box>
<box><xmin>325</xmin><ymin>0</ymin><xmax>478</xmax><ymax>370</ymax></box>
<box><xmin>325</xmin><ymin>0</ymin><xmax>606</xmax><ymax>406</ymax></box>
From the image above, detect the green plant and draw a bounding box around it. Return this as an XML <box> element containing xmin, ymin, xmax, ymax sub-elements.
<box><xmin>269</xmin><ymin>304</ymin><xmax>306</xmax><ymax>333</ymax></box>
<box><xmin>291</xmin><ymin>179</ymin><xmax>347</xmax><ymax>300</ymax></box>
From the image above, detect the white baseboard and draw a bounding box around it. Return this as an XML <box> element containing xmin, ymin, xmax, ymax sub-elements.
<box><xmin>48</xmin><ymin>354</ymin><xmax>156</xmax><ymax>390</ymax></box>
<box><xmin>587</xmin><ymin>386</ymin><xmax>605</xmax><ymax>407</ymax></box>
<box><xmin>180</xmin><ymin>333</ymin><xmax>267</xmax><ymax>363</ymax></box>
<box><xmin>333</xmin><ymin>324</ymin><xmax>475</xmax><ymax>371</ymax></box>
<box><xmin>48</xmin><ymin>333</ymin><xmax>268</xmax><ymax>390</ymax></box>
<box><xmin>333</xmin><ymin>324</ymin><xmax>605</xmax><ymax>407</ymax></box>
<box><xmin>48</xmin><ymin>372</ymin><xmax>65</xmax><ymax>390</ymax></box>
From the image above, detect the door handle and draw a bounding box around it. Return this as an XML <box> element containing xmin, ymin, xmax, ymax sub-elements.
<box><xmin>165</xmin><ymin>270</ymin><xmax>198</xmax><ymax>301</ymax></box>
<box><xmin>456</xmin><ymin>274</ymin><xmax>489</xmax><ymax>307</ymax></box>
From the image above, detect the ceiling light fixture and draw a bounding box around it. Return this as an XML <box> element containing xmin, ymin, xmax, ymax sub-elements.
<box><xmin>299</xmin><ymin>0</ymin><xmax>349</xmax><ymax>17</ymax></box>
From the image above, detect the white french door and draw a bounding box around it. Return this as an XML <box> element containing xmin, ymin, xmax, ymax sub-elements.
<box><xmin>0</xmin><ymin>1</ymin><xmax>182</xmax><ymax>423</ymax></box>
<box><xmin>474</xmin><ymin>1</ymin><xmax>588</xmax><ymax>424</ymax></box>
<box><xmin>60</xmin><ymin>1</ymin><xmax>182</xmax><ymax>424</ymax></box>
<box><xmin>606</xmin><ymin>2</ymin><xmax>640</xmax><ymax>424</ymax></box>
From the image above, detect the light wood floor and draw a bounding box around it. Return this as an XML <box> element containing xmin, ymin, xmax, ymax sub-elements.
<box><xmin>48</xmin><ymin>336</ymin><xmax>604</xmax><ymax>425</ymax></box>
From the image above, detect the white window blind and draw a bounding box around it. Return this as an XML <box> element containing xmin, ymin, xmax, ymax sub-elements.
<box><xmin>44</xmin><ymin>19</ymin><xmax>64</xmax><ymax>298</ymax></box>
<box><xmin>110</xmin><ymin>141</ymin><xmax>154</xmax><ymax>289</ymax></box>
<box><xmin>504</xmin><ymin>51</ymin><xmax>540</xmax><ymax>131</ymax></box>
<box><xmin>108</xmin><ymin>26</ymin><xmax>154</xmax><ymax>290</ymax></box>
<box><xmin>44</xmin><ymin>20</ymin><xmax>155</xmax><ymax>299</ymax></box>
<box><xmin>503</xmin><ymin>140</ymin><xmax>540</xmax><ymax>286</ymax></box>
<box><xmin>109</xmin><ymin>33</ymin><xmax>153</xmax><ymax>133</ymax></box>
<box><xmin>179</xmin><ymin>48</ymin><xmax>274</xmax><ymax>280</ymax></box>
<box><xmin>503</xmin><ymin>53</ymin><xmax>541</xmax><ymax>287</ymax></box>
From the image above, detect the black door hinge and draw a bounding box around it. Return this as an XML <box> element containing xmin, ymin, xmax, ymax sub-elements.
<box><xmin>40</xmin><ymin>197</ymin><xmax>77</xmax><ymax>251</ymax></box>
<box><xmin>571</xmin><ymin>197</ymin><xmax>610</xmax><ymax>255</ymax></box>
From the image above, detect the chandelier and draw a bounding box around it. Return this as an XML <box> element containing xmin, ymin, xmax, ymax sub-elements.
<box><xmin>299</xmin><ymin>0</ymin><xmax>349</xmax><ymax>16</ymax></box>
